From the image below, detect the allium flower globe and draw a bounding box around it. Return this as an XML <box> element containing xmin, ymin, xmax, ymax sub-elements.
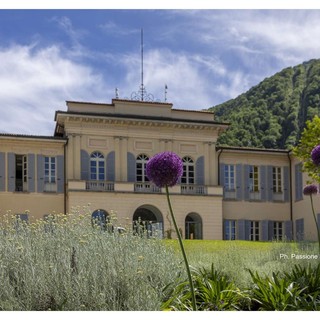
<box><xmin>303</xmin><ymin>184</ymin><xmax>318</xmax><ymax>196</ymax></box>
<box><xmin>146</xmin><ymin>152</ymin><xmax>183</xmax><ymax>188</ymax></box>
<box><xmin>311</xmin><ymin>145</ymin><xmax>320</xmax><ymax>166</ymax></box>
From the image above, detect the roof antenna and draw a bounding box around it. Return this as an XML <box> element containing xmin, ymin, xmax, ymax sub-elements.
<box><xmin>131</xmin><ymin>29</ymin><xmax>154</xmax><ymax>102</ymax></box>
<box><xmin>140</xmin><ymin>28</ymin><xmax>144</xmax><ymax>101</ymax></box>
<box><xmin>165</xmin><ymin>84</ymin><xmax>168</xmax><ymax>102</ymax></box>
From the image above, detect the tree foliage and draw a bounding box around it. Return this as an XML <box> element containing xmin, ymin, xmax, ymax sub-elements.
<box><xmin>211</xmin><ymin>59</ymin><xmax>320</xmax><ymax>149</ymax></box>
<box><xmin>293</xmin><ymin>115</ymin><xmax>320</xmax><ymax>183</ymax></box>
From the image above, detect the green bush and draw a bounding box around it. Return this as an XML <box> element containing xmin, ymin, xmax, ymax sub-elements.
<box><xmin>248</xmin><ymin>265</ymin><xmax>320</xmax><ymax>311</ymax></box>
<box><xmin>162</xmin><ymin>263</ymin><xmax>248</xmax><ymax>311</ymax></box>
<box><xmin>0</xmin><ymin>210</ymin><xmax>181</xmax><ymax>311</ymax></box>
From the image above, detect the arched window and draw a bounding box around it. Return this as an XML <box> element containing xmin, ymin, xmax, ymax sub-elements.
<box><xmin>91</xmin><ymin>209</ymin><xmax>111</xmax><ymax>231</ymax></box>
<box><xmin>185</xmin><ymin>212</ymin><xmax>203</xmax><ymax>239</ymax></box>
<box><xmin>136</xmin><ymin>154</ymin><xmax>149</xmax><ymax>183</ymax></box>
<box><xmin>90</xmin><ymin>152</ymin><xmax>105</xmax><ymax>181</ymax></box>
<box><xmin>182</xmin><ymin>156</ymin><xmax>194</xmax><ymax>184</ymax></box>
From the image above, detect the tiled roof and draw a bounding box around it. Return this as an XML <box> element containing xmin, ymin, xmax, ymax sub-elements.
<box><xmin>0</xmin><ymin>133</ymin><xmax>66</xmax><ymax>141</ymax></box>
<box><xmin>216</xmin><ymin>145</ymin><xmax>290</xmax><ymax>153</ymax></box>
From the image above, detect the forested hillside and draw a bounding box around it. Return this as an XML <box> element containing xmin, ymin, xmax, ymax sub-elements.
<box><xmin>211</xmin><ymin>59</ymin><xmax>320</xmax><ymax>149</ymax></box>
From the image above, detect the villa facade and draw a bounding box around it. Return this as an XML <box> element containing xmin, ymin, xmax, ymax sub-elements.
<box><xmin>0</xmin><ymin>98</ymin><xmax>319</xmax><ymax>241</ymax></box>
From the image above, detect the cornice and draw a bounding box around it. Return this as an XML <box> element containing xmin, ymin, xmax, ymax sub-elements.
<box><xmin>59</xmin><ymin>113</ymin><xmax>226</xmax><ymax>132</ymax></box>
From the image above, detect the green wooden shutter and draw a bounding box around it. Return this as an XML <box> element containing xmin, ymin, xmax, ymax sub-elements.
<box><xmin>127</xmin><ymin>152</ymin><xmax>136</xmax><ymax>182</ymax></box>
<box><xmin>260</xmin><ymin>166</ymin><xmax>266</xmax><ymax>202</ymax></box>
<box><xmin>107</xmin><ymin>151</ymin><xmax>115</xmax><ymax>181</ymax></box>
<box><xmin>0</xmin><ymin>152</ymin><xmax>5</xmax><ymax>191</ymax></box>
<box><xmin>28</xmin><ymin>154</ymin><xmax>35</xmax><ymax>193</ymax></box>
<box><xmin>196</xmin><ymin>156</ymin><xmax>204</xmax><ymax>185</ymax></box>
<box><xmin>57</xmin><ymin>155</ymin><xmax>64</xmax><ymax>193</ymax></box>
<box><xmin>7</xmin><ymin>153</ymin><xmax>15</xmax><ymax>192</ymax></box>
<box><xmin>236</xmin><ymin>164</ymin><xmax>243</xmax><ymax>200</ymax></box>
<box><xmin>283</xmin><ymin>166</ymin><xmax>289</xmax><ymax>202</ymax></box>
<box><xmin>81</xmin><ymin>150</ymin><xmax>90</xmax><ymax>180</ymax></box>
<box><xmin>37</xmin><ymin>155</ymin><xmax>44</xmax><ymax>193</ymax></box>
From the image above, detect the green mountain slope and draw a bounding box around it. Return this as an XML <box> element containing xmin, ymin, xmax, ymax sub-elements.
<box><xmin>211</xmin><ymin>59</ymin><xmax>320</xmax><ymax>149</ymax></box>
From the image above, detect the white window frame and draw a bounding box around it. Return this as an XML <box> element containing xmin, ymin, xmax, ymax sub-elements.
<box><xmin>249</xmin><ymin>165</ymin><xmax>259</xmax><ymax>192</ymax></box>
<box><xmin>273</xmin><ymin>221</ymin><xmax>283</xmax><ymax>240</ymax></box>
<box><xmin>224</xmin><ymin>164</ymin><xmax>235</xmax><ymax>191</ymax></box>
<box><xmin>136</xmin><ymin>154</ymin><xmax>149</xmax><ymax>183</ymax></box>
<box><xmin>90</xmin><ymin>152</ymin><xmax>105</xmax><ymax>181</ymax></box>
<box><xmin>250</xmin><ymin>221</ymin><xmax>260</xmax><ymax>241</ymax></box>
<box><xmin>44</xmin><ymin>156</ymin><xmax>56</xmax><ymax>183</ymax></box>
<box><xmin>273</xmin><ymin>167</ymin><xmax>283</xmax><ymax>193</ymax></box>
<box><xmin>182</xmin><ymin>156</ymin><xmax>194</xmax><ymax>184</ymax></box>
<box><xmin>225</xmin><ymin>220</ymin><xmax>236</xmax><ymax>240</ymax></box>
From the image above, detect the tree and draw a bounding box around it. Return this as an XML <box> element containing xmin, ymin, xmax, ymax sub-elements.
<box><xmin>293</xmin><ymin>115</ymin><xmax>320</xmax><ymax>183</ymax></box>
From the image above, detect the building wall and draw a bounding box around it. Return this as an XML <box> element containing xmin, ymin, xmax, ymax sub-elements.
<box><xmin>67</xmin><ymin>190</ymin><xmax>223</xmax><ymax>240</ymax></box>
<box><xmin>291</xmin><ymin>157</ymin><xmax>320</xmax><ymax>241</ymax></box>
<box><xmin>0</xmin><ymin>99</ymin><xmax>319</xmax><ymax>242</ymax></box>
<box><xmin>0</xmin><ymin>137</ymin><xmax>65</xmax><ymax>221</ymax></box>
<box><xmin>219</xmin><ymin>149</ymin><xmax>292</xmax><ymax>240</ymax></box>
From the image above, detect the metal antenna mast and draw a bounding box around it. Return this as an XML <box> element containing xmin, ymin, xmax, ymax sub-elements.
<box><xmin>131</xmin><ymin>28</ymin><xmax>154</xmax><ymax>102</ymax></box>
<box><xmin>140</xmin><ymin>28</ymin><xmax>144</xmax><ymax>101</ymax></box>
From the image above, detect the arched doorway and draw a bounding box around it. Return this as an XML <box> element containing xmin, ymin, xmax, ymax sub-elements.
<box><xmin>133</xmin><ymin>205</ymin><xmax>163</xmax><ymax>238</ymax></box>
<box><xmin>185</xmin><ymin>212</ymin><xmax>203</xmax><ymax>239</ymax></box>
<box><xmin>91</xmin><ymin>209</ymin><xmax>111</xmax><ymax>231</ymax></box>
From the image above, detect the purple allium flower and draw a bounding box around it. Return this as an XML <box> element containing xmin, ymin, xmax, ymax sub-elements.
<box><xmin>311</xmin><ymin>145</ymin><xmax>320</xmax><ymax>166</ymax></box>
<box><xmin>146</xmin><ymin>152</ymin><xmax>183</xmax><ymax>188</ymax></box>
<box><xmin>303</xmin><ymin>184</ymin><xmax>318</xmax><ymax>196</ymax></box>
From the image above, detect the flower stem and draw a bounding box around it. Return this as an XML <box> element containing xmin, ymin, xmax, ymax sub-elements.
<box><xmin>165</xmin><ymin>185</ymin><xmax>197</xmax><ymax>311</ymax></box>
<box><xmin>310</xmin><ymin>195</ymin><xmax>320</xmax><ymax>254</ymax></box>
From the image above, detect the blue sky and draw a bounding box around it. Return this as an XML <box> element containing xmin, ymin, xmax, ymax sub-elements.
<box><xmin>1</xmin><ymin>5</ymin><xmax>320</xmax><ymax>134</ymax></box>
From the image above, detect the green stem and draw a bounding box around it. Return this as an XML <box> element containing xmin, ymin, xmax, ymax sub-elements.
<box><xmin>310</xmin><ymin>195</ymin><xmax>320</xmax><ymax>254</ymax></box>
<box><xmin>165</xmin><ymin>185</ymin><xmax>197</xmax><ymax>311</ymax></box>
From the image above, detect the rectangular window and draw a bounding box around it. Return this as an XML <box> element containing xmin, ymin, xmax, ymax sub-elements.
<box><xmin>249</xmin><ymin>166</ymin><xmax>259</xmax><ymax>192</ymax></box>
<box><xmin>15</xmin><ymin>155</ymin><xmax>27</xmax><ymax>192</ymax></box>
<box><xmin>296</xmin><ymin>218</ymin><xmax>304</xmax><ymax>241</ymax></box>
<box><xmin>224</xmin><ymin>165</ymin><xmax>235</xmax><ymax>191</ymax></box>
<box><xmin>224</xmin><ymin>220</ymin><xmax>236</xmax><ymax>240</ymax></box>
<box><xmin>45</xmin><ymin>157</ymin><xmax>56</xmax><ymax>183</ymax></box>
<box><xmin>273</xmin><ymin>221</ymin><xmax>283</xmax><ymax>240</ymax></box>
<box><xmin>250</xmin><ymin>221</ymin><xmax>260</xmax><ymax>241</ymax></box>
<box><xmin>295</xmin><ymin>163</ymin><xmax>303</xmax><ymax>201</ymax></box>
<box><xmin>272</xmin><ymin>167</ymin><xmax>283</xmax><ymax>193</ymax></box>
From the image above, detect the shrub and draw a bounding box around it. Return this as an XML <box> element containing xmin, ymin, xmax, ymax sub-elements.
<box><xmin>162</xmin><ymin>263</ymin><xmax>248</xmax><ymax>311</ymax></box>
<box><xmin>248</xmin><ymin>265</ymin><xmax>320</xmax><ymax>311</ymax></box>
<box><xmin>0</xmin><ymin>210</ymin><xmax>181</xmax><ymax>311</ymax></box>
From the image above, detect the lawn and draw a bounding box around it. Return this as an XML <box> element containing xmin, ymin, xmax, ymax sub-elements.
<box><xmin>165</xmin><ymin>240</ymin><xmax>319</xmax><ymax>288</ymax></box>
<box><xmin>0</xmin><ymin>212</ymin><xmax>318</xmax><ymax>311</ymax></box>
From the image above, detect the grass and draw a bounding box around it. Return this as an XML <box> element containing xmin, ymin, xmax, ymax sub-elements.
<box><xmin>0</xmin><ymin>209</ymin><xmax>319</xmax><ymax>311</ymax></box>
<box><xmin>165</xmin><ymin>240</ymin><xmax>320</xmax><ymax>288</ymax></box>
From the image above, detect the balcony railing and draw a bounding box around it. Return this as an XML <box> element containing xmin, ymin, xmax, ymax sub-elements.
<box><xmin>224</xmin><ymin>189</ymin><xmax>237</xmax><ymax>200</ymax></box>
<box><xmin>44</xmin><ymin>182</ymin><xmax>57</xmax><ymax>192</ymax></box>
<box><xmin>86</xmin><ymin>181</ymin><xmax>115</xmax><ymax>192</ymax></box>
<box><xmin>134</xmin><ymin>182</ymin><xmax>161</xmax><ymax>193</ymax></box>
<box><xmin>68</xmin><ymin>180</ymin><xmax>222</xmax><ymax>196</ymax></box>
<box><xmin>249</xmin><ymin>191</ymin><xmax>261</xmax><ymax>201</ymax></box>
<box><xmin>273</xmin><ymin>192</ymin><xmax>284</xmax><ymax>201</ymax></box>
<box><xmin>181</xmin><ymin>184</ymin><xmax>207</xmax><ymax>195</ymax></box>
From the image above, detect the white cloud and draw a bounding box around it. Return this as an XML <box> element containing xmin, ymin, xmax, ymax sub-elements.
<box><xmin>116</xmin><ymin>48</ymin><xmax>216</xmax><ymax>109</ymax></box>
<box><xmin>0</xmin><ymin>44</ymin><xmax>110</xmax><ymax>135</ymax></box>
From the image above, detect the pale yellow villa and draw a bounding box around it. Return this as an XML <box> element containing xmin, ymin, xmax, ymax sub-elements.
<box><xmin>0</xmin><ymin>98</ymin><xmax>319</xmax><ymax>241</ymax></box>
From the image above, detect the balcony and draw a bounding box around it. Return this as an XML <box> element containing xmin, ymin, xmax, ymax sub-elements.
<box><xmin>181</xmin><ymin>184</ymin><xmax>207</xmax><ymax>195</ymax></box>
<box><xmin>273</xmin><ymin>192</ymin><xmax>284</xmax><ymax>202</ymax></box>
<box><xmin>86</xmin><ymin>180</ymin><xmax>115</xmax><ymax>192</ymax></box>
<box><xmin>134</xmin><ymin>182</ymin><xmax>161</xmax><ymax>193</ymax></box>
<box><xmin>224</xmin><ymin>188</ymin><xmax>237</xmax><ymax>200</ymax></box>
<box><xmin>249</xmin><ymin>191</ymin><xmax>261</xmax><ymax>201</ymax></box>
<box><xmin>67</xmin><ymin>180</ymin><xmax>222</xmax><ymax>196</ymax></box>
